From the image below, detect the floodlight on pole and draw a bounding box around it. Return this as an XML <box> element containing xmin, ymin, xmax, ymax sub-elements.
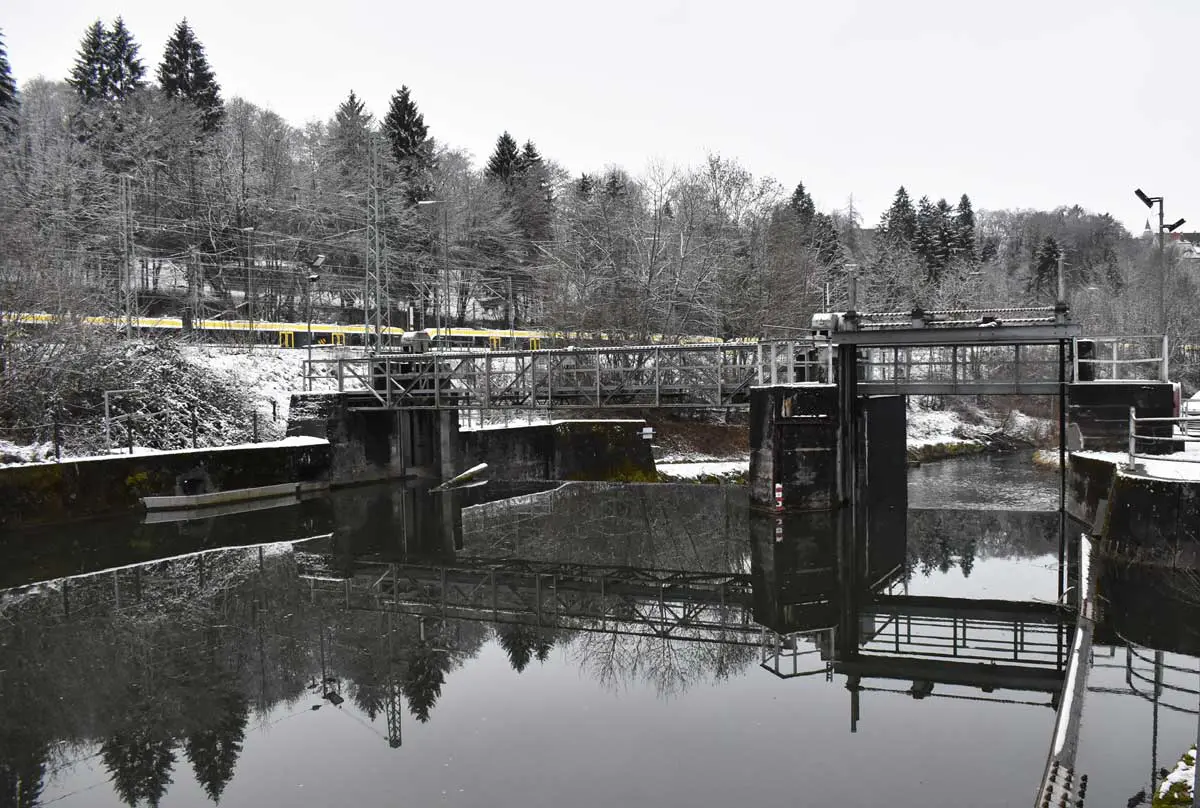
<box><xmin>1167</xmin><ymin>218</ymin><xmax>1187</xmax><ymax>233</ymax></box>
<box><xmin>1133</xmin><ymin>188</ymin><xmax>1180</xmax><ymax>334</ymax></box>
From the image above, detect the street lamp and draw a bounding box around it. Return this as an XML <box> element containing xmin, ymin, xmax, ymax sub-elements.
<box><xmin>1135</xmin><ymin>189</ymin><xmax>1187</xmax><ymax>334</ymax></box>
<box><xmin>417</xmin><ymin>199</ymin><xmax>450</xmax><ymax>344</ymax></box>
<box><xmin>305</xmin><ymin>255</ymin><xmax>325</xmax><ymax>391</ymax></box>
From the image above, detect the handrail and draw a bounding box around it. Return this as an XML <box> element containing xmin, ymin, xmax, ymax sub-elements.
<box><xmin>1127</xmin><ymin>406</ymin><xmax>1200</xmax><ymax>468</ymax></box>
<box><xmin>1074</xmin><ymin>335</ymin><xmax>1169</xmax><ymax>383</ymax></box>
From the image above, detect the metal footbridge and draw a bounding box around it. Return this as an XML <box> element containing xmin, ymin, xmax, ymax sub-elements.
<box><xmin>299</xmin><ymin>304</ymin><xmax>1172</xmax><ymax>409</ymax></box>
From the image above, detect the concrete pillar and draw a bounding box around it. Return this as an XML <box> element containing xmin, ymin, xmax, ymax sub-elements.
<box><xmin>748</xmin><ymin>384</ymin><xmax>838</xmax><ymax>511</ymax></box>
<box><xmin>437</xmin><ymin>409</ymin><xmax>461</xmax><ymax>480</ymax></box>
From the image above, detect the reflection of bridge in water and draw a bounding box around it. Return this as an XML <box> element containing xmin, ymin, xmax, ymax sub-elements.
<box><xmin>298</xmin><ymin>485</ymin><xmax>1073</xmax><ymax>721</ymax></box>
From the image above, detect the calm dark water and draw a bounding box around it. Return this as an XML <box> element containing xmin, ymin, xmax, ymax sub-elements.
<box><xmin>0</xmin><ymin>461</ymin><xmax>1194</xmax><ymax>808</ymax></box>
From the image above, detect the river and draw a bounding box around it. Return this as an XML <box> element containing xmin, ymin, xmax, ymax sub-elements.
<box><xmin>0</xmin><ymin>453</ymin><xmax>1195</xmax><ymax>807</ymax></box>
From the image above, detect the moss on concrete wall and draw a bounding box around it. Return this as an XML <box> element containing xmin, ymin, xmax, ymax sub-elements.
<box><xmin>462</xmin><ymin>420</ymin><xmax>655</xmax><ymax>482</ymax></box>
<box><xmin>0</xmin><ymin>441</ymin><xmax>331</xmax><ymax>529</ymax></box>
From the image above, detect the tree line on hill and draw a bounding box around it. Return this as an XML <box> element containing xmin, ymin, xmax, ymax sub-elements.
<box><xmin>0</xmin><ymin>20</ymin><xmax>1196</xmax><ymax>376</ymax></box>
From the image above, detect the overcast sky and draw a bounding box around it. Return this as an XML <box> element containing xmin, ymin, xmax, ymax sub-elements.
<box><xmin>5</xmin><ymin>0</ymin><xmax>1197</xmax><ymax>233</ymax></box>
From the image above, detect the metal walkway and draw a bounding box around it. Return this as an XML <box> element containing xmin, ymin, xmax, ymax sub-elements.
<box><xmin>295</xmin><ymin>312</ymin><xmax>1159</xmax><ymax>409</ymax></box>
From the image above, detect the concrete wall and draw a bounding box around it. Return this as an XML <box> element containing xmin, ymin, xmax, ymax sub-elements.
<box><xmin>461</xmin><ymin>420</ymin><xmax>656</xmax><ymax>482</ymax></box>
<box><xmin>1068</xmin><ymin>451</ymin><xmax>1200</xmax><ymax>553</ymax></box>
<box><xmin>1068</xmin><ymin>382</ymin><xmax>1177</xmax><ymax>453</ymax></box>
<box><xmin>1066</xmin><ymin>453</ymin><xmax>1118</xmax><ymax>528</ymax></box>
<box><xmin>287</xmin><ymin>393</ymin><xmax>461</xmax><ymax>485</ymax></box>
<box><xmin>748</xmin><ymin>385</ymin><xmax>839</xmax><ymax>511</ymax></box>
<box><xmin>748</xmin><ymin>386</ymin><xmax>906</xmax><ymax>514</ymax></box>
<box><xmin>0</xmin><ymin>438</ymin><xmax>331</xmax><ymax>529</ymax></box>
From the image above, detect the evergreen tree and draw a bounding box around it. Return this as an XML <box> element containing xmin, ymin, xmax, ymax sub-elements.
<box><xmin>933</xmin><ymin>197</ymin><xmax>955</xmax><ymax>270</ymax></box>
<box><xmin>575</xmin><ymin>173</ymin><xmax>594</xmax><ymax>201</ymax></box>
<box><xmin>518</xmin><ymin>139</ymin><xmax>542</xmax><ymax>172</ymax></box>
<box><xmin>68</xmin><ymin>20</ymin><xmax>109</xmax><ymax>102</ymax></box>
<box><xmin>382</xmin><ymin>84</ymin><xmax>433</xmax><ymax>199</ymax></box>
<box><xmin>810</xmin><ymin>212</ymin><xmax>842</xmax><ymax>266</ymax></box>
<box><xmin>880</xmin><ymin>186</ymin><xmax>917</xmax><ymax>245</ymax></box>
<box><xmin>602</xmin><ymin>168</ymin><xmax>625</xmax><ymax>199</ymax></box>
<box><xmin>105</xmin><ymin>17</ymin><xmax>146</xmax><ymax>102</ymax></box>
<box><xmin>789</xmin><ymin>182</ymin><xmax>815</xmax><ymax>227</ymax></box>
<box><xmin>1031</xmin><ymin>236</ymin><xmax>1061</xmax><ymax>298</ymax></box>
<box><xmin>0</xmin><ymin>29</ymin><xmax>16</xmax><ymax>138</ymax></box>
<box><xmin>157</xmin><ymin>19</ymin><xmax>223</xmax><ymax>133</ymax></box>
<box><xmin>913</xmin><ymin>195</ymin><xmax>938</xmax><ymax>273</ymax></box>
<box><xmin>484</xmin><ymin>131</ymin><xmax>520</xmax><ymax>182</ymax></box>
<box><xmin>329</xmin><ymin>90</ymin><xmax>373</xmax><ymax>183</ymax></box>
<box><xmin>953</xmin><ymin>193</ymin><xmax>976</xmax><ymax>259</ymax></box>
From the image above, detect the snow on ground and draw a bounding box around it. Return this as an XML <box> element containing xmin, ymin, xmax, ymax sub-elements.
<box><xmin>906</xmin><ymin>405</ymin><xmax>970</xmax><ymax>449</ymax></box>
<box><xmin>657</xmin><ymin>461</ymin><xmax>748</xmax><ymax>480</ymax></box>
<box><xmin>181</xmin><ymin>346</ymin><xmax>345</xmax><ymax>439</ymax></box>
<box><xmin>0</xmin><ymin>439</ymin><xmax>57</xmax><ymax>465</ymax></box>
<box><xmin>1158</xmin><ymin>746</ymin><xmax>1195</xmax><ymax>804</ymax></box>
<box><xmin>0</xmin><ymin>436</ymin><xmax>328</xmax><ymax>469</ymax></box>
<box><xmin>1076</xmin><ymin>447</ymin><xmax>1200</xmax><ymax>482</ymax></box>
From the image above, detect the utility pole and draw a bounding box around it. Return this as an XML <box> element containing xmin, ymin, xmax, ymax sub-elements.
<box><xmin>120</xmin><ymin>175</ymin><xmax>135</xmax><ymax>339</ymax></box>
<box><xmin>365</xmin><ymin>136</ymin><xmax>386</xmax><ymax>351</ymax></box>
<box><xmin>442</xmin><ymin>205</ymin><xmax>450</xmax><ymax>332</ymax></box>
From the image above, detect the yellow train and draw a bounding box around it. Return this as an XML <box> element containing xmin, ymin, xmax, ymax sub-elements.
<box><xmin>3</xmin><ymin>312</ymin><xmax>734</xmax><ymax>350</ymax></box>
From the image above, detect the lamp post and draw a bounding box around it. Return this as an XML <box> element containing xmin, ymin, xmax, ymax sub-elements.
<box><xmin>305</xmin><ymin>255</ymin><xmax>325</xmax><ymax>391</ymax></box>
<box><xmin>417</xmin><ymin>200</ymin><xmax>450</xmax><ymax>344</ymax></box>
<box><xmin>1135</xmin><ymin>189</ymin><xmax>1187</xmax><ymax>334</ymax></box>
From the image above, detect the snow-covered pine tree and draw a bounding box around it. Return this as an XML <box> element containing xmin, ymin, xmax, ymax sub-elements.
<box><xmin>933</xmin><ymin>197</ymin><xmax>955</xmax><ymax>271</ymax></box>
<box><xmin>518</xmin><ymin>139</ymin><xmax>542</xmax><ymax>172</ymax></box>
<box><xmin>880</xmin><ymin>186</ymin><xmax>917</xmax><ymax>245</ymax></box>
<box><xmin>913</xmin><ymin>195</ymin><xmax>937</xmax><ymax>273</ymax></box>
<box><xmin>104</xmin><ymin>17</ymin><xmax>146</xmax><ymax>102</ymax></box>
<box><xmin>68</xmin><ymin>20</ymin><xmax>109</xmax><ymax>102</ymax></box>
<box><xmin>485</xmin><ymin>131</ymin><xmax>520</xmax><ymax>182</ymax></box>
<box><xmin>382</xmin><ymin>85</ymin><xmax>433</xmax><ymax>200</ymax></box>
<box><xmin>954</xmin><ymin>193</ymin><xmax>976</xmax><ymax>259</ymax></box>
<box><xmin>158</xmin><ymin>19</ymin><xmax>223</xmax><ymax>133</ymax></box>
<box><xmin>0</xmin><ymin>29</ymin><xmax>16</xmax><ymax>137</ymax></box>
<box><xmin>329</xmin><ymin>90</ymin><xmax>373</xmax><ymax>183</ymax></box>
<box><xmin>789</xmin><ymin>182</ymin><xmax>816</xmax><ymax>227</ymax></box>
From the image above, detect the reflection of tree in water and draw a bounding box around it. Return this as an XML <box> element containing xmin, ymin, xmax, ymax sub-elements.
<box><xmin>567</xmin><ymin>617</ymin><xmax>755</xmax><ymax>698</ymax></box>
<box><xmin>101</xmin><ymin>705</ymin><xmax>177</xmax><ymax>808</ymax></box>
<box><xmin>2</xmin><ymin>514</ymin><xmax>762</xmax><ymax>803</ymax></box>
<box><xmin>904</xmin><ymin>509</ymin><xmax>1057</xmax><ymax>583</ymax></box>
<box><xmin>402</xmin><ymin>642</ymin><xmax>446</xmax><ymax>722</ymax></box>
<box><xmin>184</xmin><ymin>688</ymin><xmax>249</xmax><ymax>804</ymax></box>
<box><xmin>0</xmin><ymin>732</ymin><xmax>46</xmax><ymax>808</ymax></box>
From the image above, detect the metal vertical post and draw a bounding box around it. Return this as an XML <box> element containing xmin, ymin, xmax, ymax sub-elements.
<box><xmin>654</xmin><ymin>348</ymin><xmax>661</xmax><ymax>406</ymax></box>
<box><xmin>1129</xmin><ymin>406</ymin><xmax>1137</xmax><ymax>467</ymax></box>
<box><xmin>1058</xmin><ymin>339</ymin><xmax>1067</xmax><ymax>603</ymax></box>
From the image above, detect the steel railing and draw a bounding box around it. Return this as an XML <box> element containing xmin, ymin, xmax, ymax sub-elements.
<box><xmin>1127</xmin><ymin>407</ymin><xmax>1200</xmax><ymax>468</ymax></box>
<box><xmin>1075</xmin><ymin>335</ymin><xmax>1169</xmax><ymax>383</ymax></box>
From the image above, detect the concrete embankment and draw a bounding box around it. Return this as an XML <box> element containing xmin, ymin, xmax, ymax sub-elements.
<box><xmin>1067</xmin><ymin>452</ymin><xmax>1200</xmax><ymax>553</ymax></box>
<box><xmin>461</xmin><ymin>420</ymin><xmax>657</xmax><ymax>482</ymax></box>
<box><xmin>0</xmin><ymin>437</ymin><xmax>331</xmax><ymax>529</ymax></box>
